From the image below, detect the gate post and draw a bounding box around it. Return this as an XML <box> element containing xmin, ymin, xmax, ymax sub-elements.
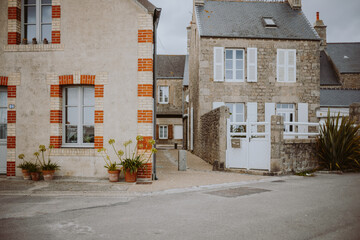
<box><xmin>350</xmin><ymin>103</ymin><xmax>360</xmax><ymax>124</ymax></box>
<box><xmin>270</xmin><ymin>115</ymin><xmax>284</xmax><ymax>173</ymax></box>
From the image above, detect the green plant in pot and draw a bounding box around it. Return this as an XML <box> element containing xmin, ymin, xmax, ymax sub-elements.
<box><xmin>98</xmin><ymin>141</ymin><xmax>122</xmax><ymax>182</ymax></box>
<box><xmin>28</xmin><ymin>160</ymin><xmax>41</xmax><ymax>181</ymax></box>
<box><xmin>17</xmin><ymin>154</ymin><xmax>32</xmax><ymax>180</ymax></box>
<box><xmin>35</xmin><ymin>145</ymin><xmax>60</xmax><ymax>181</ymax></box>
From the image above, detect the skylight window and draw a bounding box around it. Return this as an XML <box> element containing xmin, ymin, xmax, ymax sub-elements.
<box><xmin>263</xmin><ymin>17</ymin><xmax>277</xmax><ymax>27</ymax></box>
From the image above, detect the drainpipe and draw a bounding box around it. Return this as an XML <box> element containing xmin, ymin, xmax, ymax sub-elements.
<box><xmin>152</xmin><ymin>8</ymin><xmax>161</xmax><ymax>180</ymax></box>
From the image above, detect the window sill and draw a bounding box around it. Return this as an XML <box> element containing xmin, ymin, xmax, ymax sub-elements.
<box><xmin>4</xmin><ymin>44</ymin><xmax>64</xmax><ymax>52</ymax></box>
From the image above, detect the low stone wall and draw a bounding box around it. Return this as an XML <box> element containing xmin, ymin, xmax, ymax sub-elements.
<box><xmin>199</xmin><ymin>106</ymin><xmax>229</xmax><ymax>169</ymax></box>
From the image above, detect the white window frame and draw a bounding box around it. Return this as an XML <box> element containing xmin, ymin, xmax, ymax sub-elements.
<box><xmin>21</xmin><ymin>0</ymin><xmax>52</xmax><ymax>44</ymax></box>
<box><xmin>62</xmin><ymin>86</ymin><xmax>95</xmax><ymax>148</ymax></box>
<box><xmin>276</xmin><ymin>104</ymin><xmax>295</xmax><ymax>134</ymax></box>
<box><xmin>225</xmin><ymin>49</ymin><xmax>245</xmax><ymax>82</ymax></box>
<box><xmin>159</xmin><ymin>125</ymin><xmax>168</xmax><ymax>139</ymax></box>
<box><xmin>277</xmin><ymin>49</ymin><xmax>297</xmax><ymax>83</ymax></box>
<box><xmin>158</xmin><ymin>86</ymin><xmax>169</xmax><ymax>104</ymax></box>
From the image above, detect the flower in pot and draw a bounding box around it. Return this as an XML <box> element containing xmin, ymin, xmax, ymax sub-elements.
<box><xmin>122</xmin><ymin>155</ymin><xmax>145</xmax><ymax>183</ymax></box>
<box><xmin>35</xmin><ymin>145</ymin><xmax>60</xmax><ymax>181</ymax></box>
<box><xmin>17</xmin><ymin>154</ymin><xmax>32</xmax><ymax>180</ymax></box>
<box><xmin>98</xmin><ymin>144</ymin><xmax>121</xmax><ymax>182</ymax></box>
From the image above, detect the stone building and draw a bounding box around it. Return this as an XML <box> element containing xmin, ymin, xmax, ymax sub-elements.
<box><xmin>314</xmin><ymin>13</ymin><xmax>360</xmax><ymax>123</ymax></box>
<box><xmin>156</xmin><ymin>55</ymin><xmax>185</xmax><ymax>146</ymax></box>
<box><xmin>0</xmin><ymin>0</ymin><xmax>161</xmax><ymax>179</ymax></box>
<box><xmin>186</xmin><ymin>0</ymin><xmax>321</xmax><ymax>173</ymax></box>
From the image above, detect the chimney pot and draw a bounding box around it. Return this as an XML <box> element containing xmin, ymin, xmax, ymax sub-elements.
<box><xmin>316</xmin><ymin>12</ymin><xmax>319</xmax><ymax>21</ymax></box>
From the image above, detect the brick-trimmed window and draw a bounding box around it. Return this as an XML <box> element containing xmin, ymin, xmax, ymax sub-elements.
<box><xmin>62</xmin><ymin>86</ymin><xmax>95</xmax><ymax>147</ymax></box>
<box><xmin>22</xmin><ymin>0</ymin><xmax>52</xmax><ymax>43</ymax></box>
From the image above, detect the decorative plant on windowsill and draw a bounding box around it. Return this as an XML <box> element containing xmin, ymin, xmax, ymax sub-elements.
<box><xmin>98</xmin><ymin>136</ymin><xmax>156</xmax><ymax>183</ymax></box>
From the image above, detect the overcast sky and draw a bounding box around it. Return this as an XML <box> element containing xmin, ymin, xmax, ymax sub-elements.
<box><xmin>149</xmin><ymin>0</ymin><xmax>360</xmax><ymax>55</ymax></box>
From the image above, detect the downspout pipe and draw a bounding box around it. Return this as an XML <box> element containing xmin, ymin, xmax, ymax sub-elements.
<box><xmin>152</xmin><ymin>8</ymin><xmax>161</xmax><ymax>180</ymax></box>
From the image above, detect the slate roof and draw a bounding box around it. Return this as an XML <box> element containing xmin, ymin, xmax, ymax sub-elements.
<box><xmin>157</xmin><ymin>55</ymin><xmax>186</xmax><ymax>78</ymax></box>
<box><xmin>183</xmin><ymin>55</ymin><xmax>189</xmax><ymax>86</ymax></box>
<box><xmin>137</xmin><ymin>0</ymin><xmax>157</xmax><ymax>13</ymax></box>
<box><xmin>320</xmin><ymin>51</ymin><xmax>341</xmax><ymax>86</ymax></box>
<box><xmin>326</xmin><ymin>43</ymin><xmax>360</xmax><ymax>73</ymax></box>
<box><xmin>195</xmin><ymin>0</ymin><xmax>320</xmax><ymax>40</ymax></box>
<box><xmin>320</xmin><ymin>89</ymin><xmax>360</xmax><ymax>107</ymax></box>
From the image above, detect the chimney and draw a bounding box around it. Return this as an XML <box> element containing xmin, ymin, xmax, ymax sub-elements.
<box><xmin>314</xmin><ymin>12</ymin><xmax>327</xmax><ymax>49</ymax></box>
<box><xmin>288</xmin><ymin>0</ymin><xmax>301</xmax><ymax>10</ymax></box>
<box><xmin>194</xmin><ymin>0</ymin><xmax>204</xmax><ymax>6</ymax></box>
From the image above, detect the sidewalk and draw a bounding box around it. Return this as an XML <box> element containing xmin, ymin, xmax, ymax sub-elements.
<box><xmin>0</xmin><ymin>150</ymin><xmax>275</xmax><ymax>197</ymax></box>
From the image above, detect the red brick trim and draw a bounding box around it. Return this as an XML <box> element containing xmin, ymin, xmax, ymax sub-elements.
<box><xmin>8</xmin><ymin>32</ymin><xmax>21</xmax><ymax>45</ymax></box>
<box><xmin>94</xmin><ymin>110</ymin><xmax>104</xmax><ymax>123</ymax></box>
<box><xmin>94</xmin><ymin>136</ymin><xmax>103</xmax><ymax>149</ymax></box>
<box><xmin>50</xmin><ymin>110</ymin><xmax>62</xmax><ymax>123</ymax></box>
<box><xmin>52</xmin><ymin>31</ymin><xmax>61</xmax><ymax>44</ymax></box>
<box><xmin>138</xmin><ymin>58</ymin><xmax>153</xmax><ymax>72</ymax></box>
<box><xmin>7</xmin><ymin>86</ymin><xmax>16</xmax><ymax>98</ymax></box>
<box><xmin>0</xmin><ymin>76</ymin><xmax>8</xmax><ymax>86</ymax></box>
<box><xmin>95</xmin><ymin>85</ymin><xmax>104</xmax><ymax>98</ymax></box>
<box><xmin>52</xmin><ymin>5</ymin><xmax>61</xmax><ymax>18</ymax></box>
<box><xmin>50</xmin><ymin>85</ymin><xmax>62</xmax><ymax>97</ymax></box>
<box><xmin>50</xmin><ymin>136</ymin><xmax>62</xmax><ymax>148</ymax></box>
<box><xmin>137</xmin><ymin>136</ymin><xmax>153</xmax><ymax>150</ymax></box>
<box><xmin>6</xmin><ymin>162</ymin><xmax>16</xmax><ymax>177</ymax></box>
<box><xmin>8</xmin><ymin>7</ymin><xmax>21</xmax><ymax>21</ymax></box>
<box><xmin>80</xmin><ymin>75</ymin><xmax>95</xmax><ymax>85</ymax></box>
<box><xmin>138</xmin><ymin>84</ymin><xmax>153</xmax><ymax>97</ymax></box>
<box><xmin>138</xmin><ymin>110</ymin><xmax>153</xmax><ymax>123</ymax></box>
<box><xmin>137</xmin><ymin>163</ymin><xmax>152</xmax><ymax>179</ymax></box>
<box><xmin>7</xmin><ymin>111</ymin><xmax>16</xmax><ymax>123</ymax></box>
<box><xmin>138</xmin><ymin>30</ymin><xmax>153</xmax><ymax>43</ymax></box>
<box><xmin>7</xmin><ymin>136</ymin><xmax>16</xmax><ymax>149</ymax></box>
<box><xmin>59</xmin><ymin>75</ymin><xmax>74</xmax><ymax>85</ymax></box>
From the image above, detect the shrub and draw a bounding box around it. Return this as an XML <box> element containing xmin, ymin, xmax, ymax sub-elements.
<box><xmin>316</xmin><ymin>112</ymin><xmax>360</xmax><ymax>171</ymax></box>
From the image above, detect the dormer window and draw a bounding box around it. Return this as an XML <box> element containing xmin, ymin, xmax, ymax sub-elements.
<box><xmin>263</xmin><ymin>17</ymin><xmax>277</xmax><ymax>27</ymax></box>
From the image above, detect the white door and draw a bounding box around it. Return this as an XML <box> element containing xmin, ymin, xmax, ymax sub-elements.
<box><xmin>174</xmin><ymin>125</ymin><xmax>183</xmax><ymax>139</ymax></box>
<box><xmin>0</xmin><ymin>88</ymin><xmax>7</xmax><ymax>174</ymax></box>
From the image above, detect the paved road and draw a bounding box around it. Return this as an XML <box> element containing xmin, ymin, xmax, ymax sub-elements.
<box><xmin>0</xmin><ymin>173</ymin><xmax>359</xmax><ymax>240</ymax></box>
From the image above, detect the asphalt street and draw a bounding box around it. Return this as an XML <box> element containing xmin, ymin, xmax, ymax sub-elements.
<box><xmin>0</xmin><ymin>173</ymin><xmax>359</xmax><ymax>240</ymax></box>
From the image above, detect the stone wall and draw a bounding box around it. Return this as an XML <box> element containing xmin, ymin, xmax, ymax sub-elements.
<box><xmin>156</xmin><ymin>78</ymin><xmax>183</xmax><ymax>115</ymax></box>
<box><xmin>340</xmin><ymin>74</ymin><xmax>360</xmax><ymax>89</ymax></box>
<box><xmin>199</xmin><ymin>106</ymin><xmax>229</xmax><ymax>169</ymax></box>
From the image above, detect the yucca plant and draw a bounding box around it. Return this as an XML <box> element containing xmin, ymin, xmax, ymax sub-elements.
<box><xmin>316</xmin><ymin>111</ymin><xmax>360</xmax><ymax>171</ymax></box>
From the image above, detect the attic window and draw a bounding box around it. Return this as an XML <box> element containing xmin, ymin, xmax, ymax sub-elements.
<box><xmin>263</xmin><ymin>17</ymin><xmax>277</xmax><ymax>27</ymax></box>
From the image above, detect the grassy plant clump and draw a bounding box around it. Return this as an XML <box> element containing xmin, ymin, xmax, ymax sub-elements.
<box><xmin>316</xmin><ymin>112</ymin><xmax>360</xmax><ymax>171</ymax></box>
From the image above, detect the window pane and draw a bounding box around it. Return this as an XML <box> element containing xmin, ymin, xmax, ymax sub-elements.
<box><xmin>84</xmin><ymin>87</ymin><xmax>95</xmax><ymax>106</ymax></box>
<box><xmin>236</xmin><ymin>70</ymin><xmax>243</xmax><ymax>80</ymax></box>
<box><xmin>42</xmin><ymin>0</ymin><xmax>52</xmax><ymax>4</ymax></box>
<box><xmin>41</xmin><ymin>24</ymin><xmax>52</xmax><ymax>42</ymax></box>
<box><xmin>83</xmin><ymin>107</ymin><xmax>94</xmax><ymax>125</ymax></box>
<box><xmin>225</xmin><ymin>70</ymin><xmax>233</xmax><ymax>80</ymax></box>
<box><xmin>0</xmin><ymin>92</ymin><xmax>6</xmax><ymax>107</ymax></box>
<box><xmin>25</xmin><ymin>0</ymin><xmax>36</xmax><ymax>5</ymax></box>
<box><xmin>66</xmin><ymin>88</ymin><xmax>78</xmax><ymax>106</ymax></box>
<box><xmin>0</xmin><ymin>109</ymin><xmax>6</xmax><ymax>123</ymax></box>
<box><xmin>66</xmin><ymin>107</ymin><xmax>78</xmax><ymax>125</ymax></box>
<box><xmin>24</xmin><ymin>6</ymin><xmax>36</xmax><ymax>24</ymax></box>
<box><xmin>225</xmin><ymin>50</ymin><xmax>233</xmax><ymax>60</ymax></box>
<box><xmin>25</xmin><ymin>25</ymin><xmax>36</xmax><ymax>42</ymax></box>
<box><xmin>66</xmin><ymin>126</ymin><xmax>77</xmax><ymax>143</ymax></box>
<box><xmin>236</xmin><ymin>60</ymin><xmax>243</xmax><ymax>70</ymax></box>
<box><xmin>236</xmin><ymin>104</ymin><xmax>244</xmax><ymax>115</ymax></box>
<box><xmin>83</xmin><ymin>126</ymin><xmax>94</xmax><ymax>143</ymax></box>
<box><xmin>164</xmin><ymin>127</ymin><xmax>168</xmax><ymax>138</ymax></box>
<box><xmin>225</xmin><ymin>60</ymin><xmax>233</xmax><ymax>70</ymax></box>
<box><xmin>0</xmin><ymin>124</ymin><xmax>6</xmax><ymax>140</ymax></box>
<box><xmin>41</xmin><ymin>6</ymin><xmax>52</xmax><ymax>23</ymax></box>
<box><xmin>236</xmin><ymin>50</ymin><xmax>243</xmax><ymax>60</ymax></box>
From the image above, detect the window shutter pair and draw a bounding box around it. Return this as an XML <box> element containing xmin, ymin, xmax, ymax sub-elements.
<box><xmin>213</xmin><ymin>47</ymin><xmax>257</xmax><ymax>82</ymax></box>
<box><xmin>277</xmin><ymin>49</ymin><xmax>296</xmax><ymax>82</ymax></box>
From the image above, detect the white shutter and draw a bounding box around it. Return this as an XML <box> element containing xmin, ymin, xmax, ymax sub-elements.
<box><xmin>287</xmin><ymin>50</ymin><xmax>296</xmax><ymax>82</ymax></box>
<box><xmin>212</xmin><ymin>102</ymin><xmax>225</xmax><ymax>109</ymax></box>
<box><xmin>214</xmin><ymin>47</ymin><xmax>224</xmax><ymax>82</ymax></box>
<box><xmin>247</xmin><ymin>48</ymin><xmax>257</xmax><ymax>82</ymax></box>
<box><xmin>298</xmin><ymin>103</ymin><xmax>308</xmax><ymax>139</ymax></box>
<box><xmin>277</xmin><ymin>49</ymin><xmax>286</xmax><ymax>82</ymax></box>
<box><xmin>247</xmin><ymin>102</ymin><xmax>258</xmax><ymax>133</ymax></box>
<box><xmin>265</xmin><ymin>103</ymin><xmax>276</xmax><ymax>134</ymax></box>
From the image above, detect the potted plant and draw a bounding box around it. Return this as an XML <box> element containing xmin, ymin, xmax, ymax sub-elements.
<box><xmin>35</xmin><ymin>145</ymin><xmax>60</xmax><ymax>181</ymax></box>
<box><xmin>98</xmin><ymin>141</ymin><xmax>122</xmax><ymax>182</ymax></box>
<box><xmin>28</xmin><ymin>162</ymin><xmax>41</xmax><ymax>181</ymax></box>
<box><xmin>17</xmin><ymin>154</ymin><xmax>32</xmax><ymax>180</ymax></box>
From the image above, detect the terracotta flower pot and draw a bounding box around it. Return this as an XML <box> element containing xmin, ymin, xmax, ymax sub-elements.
<box><xmin>42</xmin><ymin>170</ymin><xmax>55</xmax><ymax>181</ymax></box>
<box><xmin>108</xmin><ymin>170</ymin><xmax>120</xmax><ymax>182</ymax></box>
<box><xmin>30</xmin><ymin>172</ymin><xmax>41</xmax><ymax>181</ymax></box>
<box><xmin>124</xmin><ymin>169</ymin><xmax>137</xmax><ymax>183</ymax></box>
<box><xmin>21</xmin><ymin>170</ymin><xmax>31</xmax><ymax>180</ymax></box>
